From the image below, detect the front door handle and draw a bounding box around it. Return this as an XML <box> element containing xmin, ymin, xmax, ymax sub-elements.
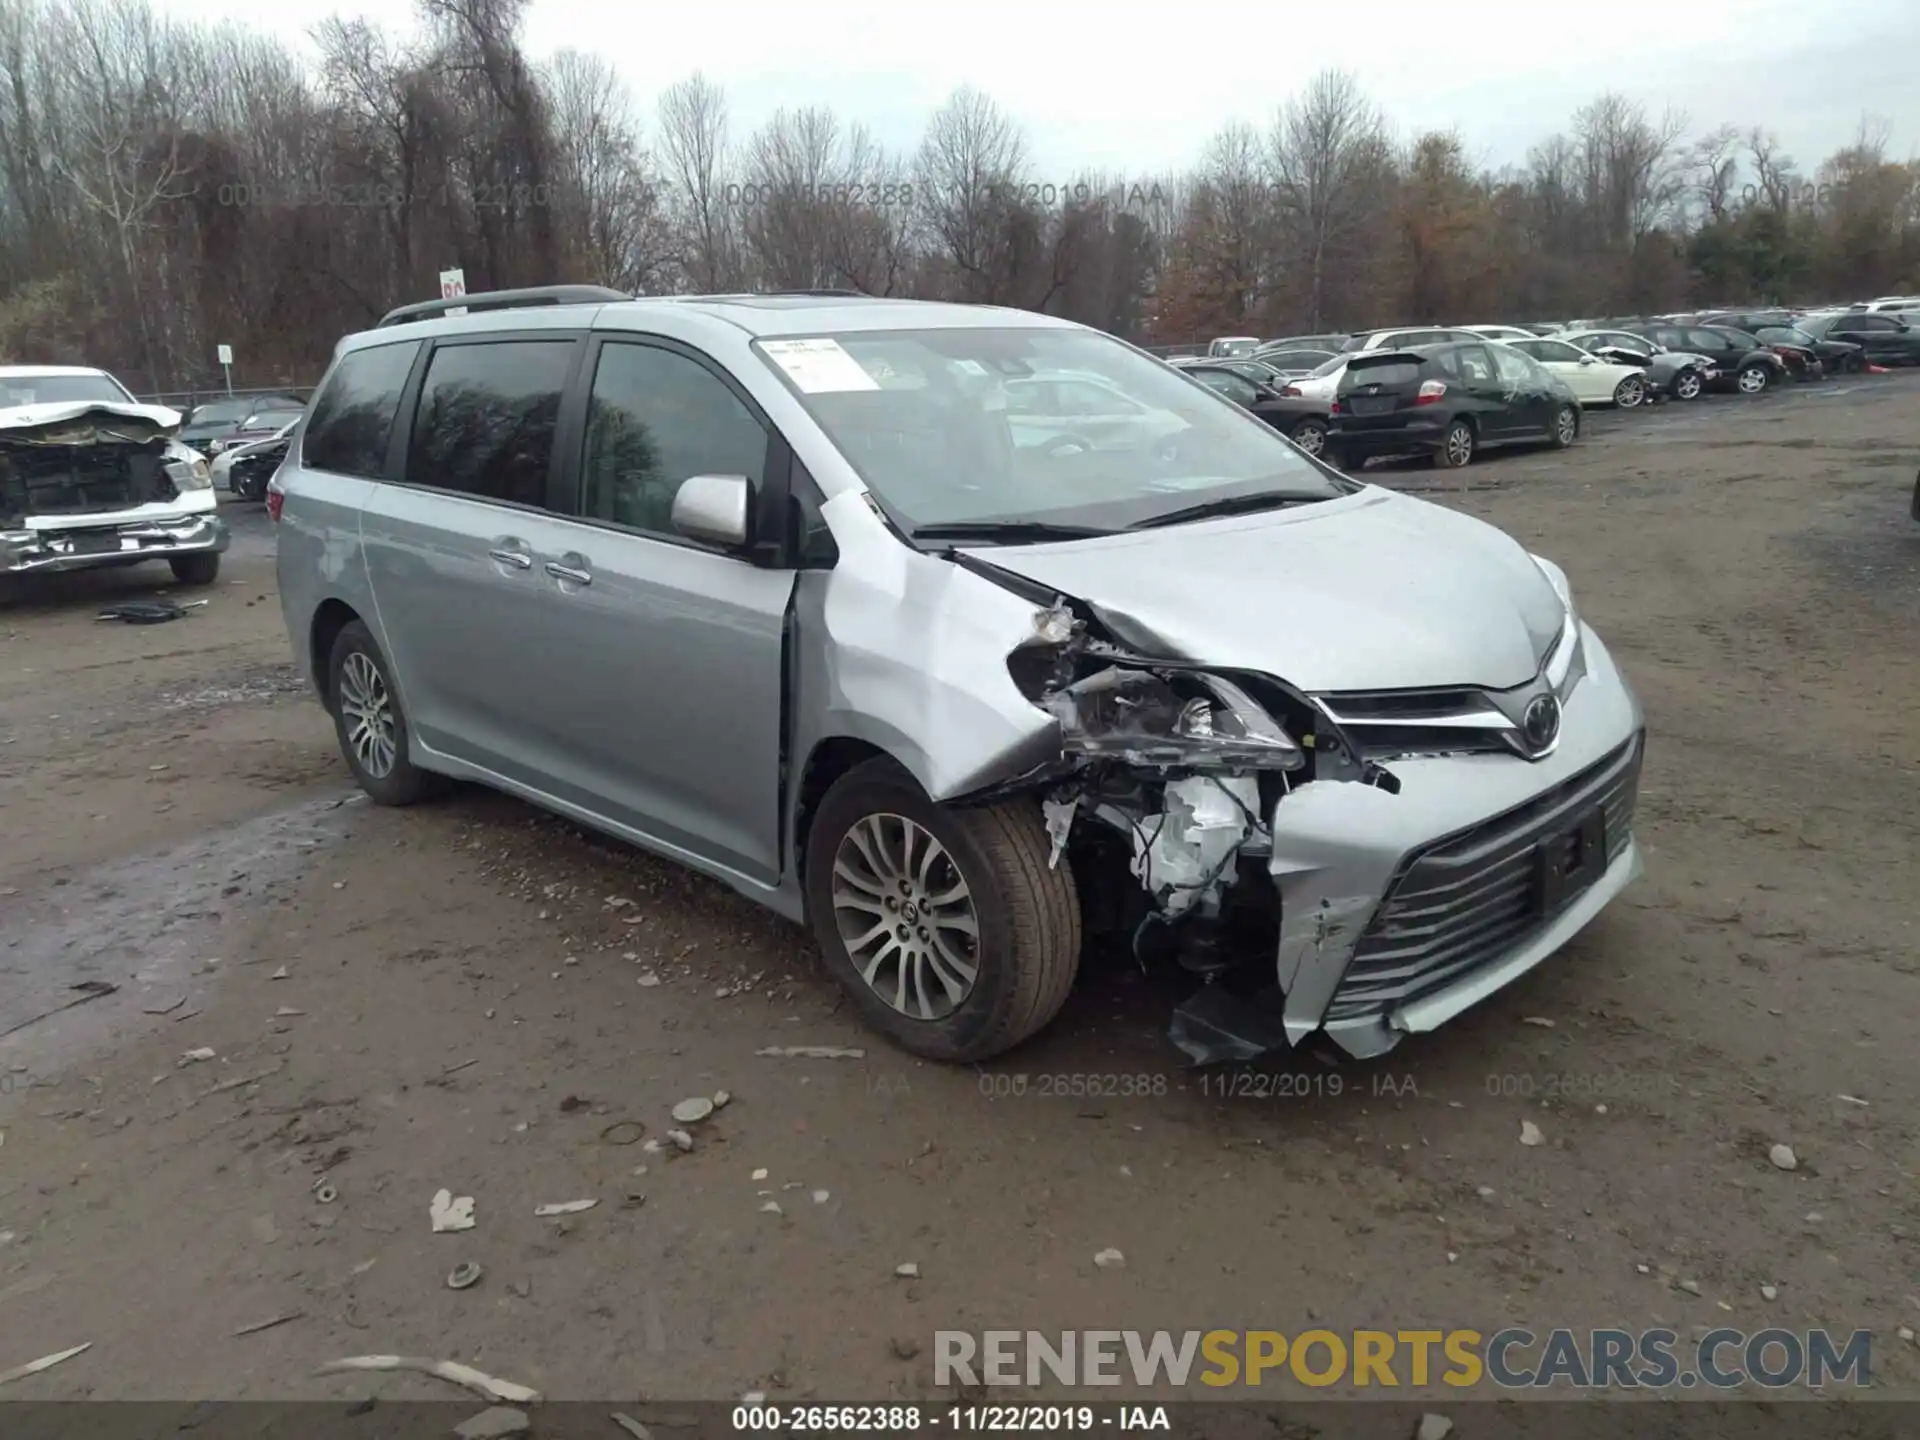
<box><xmin>488</xmin><ymin>539</ymin><xmax>533</xmax><ymax>571</ymax></box>
<box><xmin>545</xmin><ymin>559</ymin><xmax>592</xmax><ymax>586</ymax></box>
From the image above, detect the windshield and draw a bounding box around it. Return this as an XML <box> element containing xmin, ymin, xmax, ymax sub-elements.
<box><xmin>1308</xmin><ymin>355</ymin><xmax>1349</xmax><ymax>378</ymax></box>
<box><xmin>755</xmin><ymin>327</ymin><xmax>1350</xmax><ymax>534</ymax></box>
<box><xmin>0</xmin><ymin>371</ymin><xmax>136</xmax><ymax>408</ymax></box>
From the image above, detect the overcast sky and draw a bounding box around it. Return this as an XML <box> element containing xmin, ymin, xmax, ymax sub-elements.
<box><xmin>160</xmin><ymin>0</ymin><xmax>1919</xmax><ymax>178</ymax></box>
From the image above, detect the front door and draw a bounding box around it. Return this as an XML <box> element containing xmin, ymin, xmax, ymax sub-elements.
<box><xmin>532</xmin><ymin>336</ymin><xmax>796</xmax><ymax>886</ymax></box>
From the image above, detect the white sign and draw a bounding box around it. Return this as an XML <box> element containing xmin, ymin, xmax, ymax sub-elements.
<box><xmin>759</xmin><ymin>338</ymin><xmax>879</xmax><ymax>394</ymax></box>
<box><xmin>439</xmin><ymin>268</ymin><xmax>467</xmax><ymax>301</ymax></box>
<box><xmin>216</xmin><ymin>344</ymin><xmax>233</xmax><ymax>365</ymax></box>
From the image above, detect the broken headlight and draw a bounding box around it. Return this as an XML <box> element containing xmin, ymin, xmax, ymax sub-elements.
<box><xmin>1043</xmin><ymin>665</ymin><xmax>1305</xmax><ymax>770</ymax></box>
<box><xmin>167</xmin><ymin>454</ymin><xmax>213</xmax><ymax>491</ymax></box>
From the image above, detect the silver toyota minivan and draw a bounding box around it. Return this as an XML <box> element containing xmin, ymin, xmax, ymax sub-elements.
<box><xmin>275</xmin><ymin>288</ymin><xmax>1646</xmax><ymax>1065</ymax></box>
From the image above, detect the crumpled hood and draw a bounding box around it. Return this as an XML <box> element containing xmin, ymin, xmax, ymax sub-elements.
<box><xmin>0</xmin><ymin>399</ymin><xmax>184</xmax><ymax>439</ymax></box>
<box><xmin>962</xmin><ymin>487</ymin><xmax>1568</xmax><ymax>692</ymax></box>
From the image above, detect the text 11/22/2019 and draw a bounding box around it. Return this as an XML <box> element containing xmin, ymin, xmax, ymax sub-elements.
<box><xmin>729</xmin><ymin>1404</ymin><xmax>1171</xmax><ymax>1432</ymax></box>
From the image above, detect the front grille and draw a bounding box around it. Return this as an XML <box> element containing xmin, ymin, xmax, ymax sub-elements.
<box><xmin>1322</xmin><ymin>734</ymin><xmax>1643</xmax><ymax>1023</ymax></box>
<box><xmin>1317</xmin><ymin>687</ymin><xmax>1515</xmax><ymax>759</ymax></box>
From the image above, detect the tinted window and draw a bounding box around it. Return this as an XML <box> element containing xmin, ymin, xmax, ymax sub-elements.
<box><xmin>1342</xmin><ymin>359</ymin><xmax>1422</xmax><ymax>388</ymax></box>
<box><xmin>1508</xmin><ymin>341</ymin><xmax>1546</xmax><ymax>360</ymax></box>
<box><xmin>1686</xmin><ymin>328</ymin><xmax>1735</xmax><ymax>352</ymax></box>
<box><xmin>1853</xmin><ymin>315</ymin><xmax>1895</xmax><ymax>331</ymax></box>
<box><xmin>302</xmin><ymin>341</ymin><xmax>420</xmax><ymax>478</ymax></box>
<box><xmin>1265</xmin><ymin>350</ymin><xmax>1331</xmax><ymax>369</ymax></box>
<box><xmin>407</xmin><ymin>340</ymin><xmax>573</xmax><ymax>505</ymax></box>
<box><xmin>1490</xmin><ymin>346</ymin><xmax>1534</xmax><ymax>385</ymax></box>
<box><xmin>581</xmin><ymin>342</ymin><xmax>769</xmax><ymax>537</ymax></box>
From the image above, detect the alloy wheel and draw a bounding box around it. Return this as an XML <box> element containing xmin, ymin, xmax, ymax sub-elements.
<box><xmin>338</xmin><ymin>651</ymin><xmax>398</xmax><ymax>779</ymax></box>
<box><xmin>1292</xmin><ymin>421</ymin><xmax>1326</xmax><ymax>456</ymax></box>
<box><xmin>1444</xmin><ymin>424</ymin><xmax>1473</xmax><ymax>466</ymax></box>
<box><xmin>1738</xmin><ymin>366</ymin><xmax>1768</xmax><ymax>394</ymax></box>
<box><xmin>1675</xmin><ymin>371</ymin><xmax>1702</xmax><ymax>400</ymax></box>
<box><xmin>830</xmin><ymin>812</ymin><xmax>981</xmax><ymax>1021</ymax></box>
<box><xmin>1556</xmin><ymin>407</ymin><xmax>1578</xmax><ymax>444</ymax></box>
<box><xmin>1614</xmin><ymin>376</ymin><xmax>1645</xmax><ymax>408</ymax></box>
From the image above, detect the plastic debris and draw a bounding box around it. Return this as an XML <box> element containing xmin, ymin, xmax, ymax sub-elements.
<box><xmin>712</xmin><ymin>1089</ymin><xmax>732</xmax><ymax>1109</ymax></box>
<box><xmin>313</xmin><ymin>1180</ymin><xmax>339</xmax><ymax>1205</ymax></box>
<box><xmin>812</xmin><ymin>1190</ymin><xmax>830</xmax><ymax>1205</ymax></box>
<box><xmin>0</xmin><ymin>1342</ymin><xmax>92</xmax><ymax>1388</ymax></box>
<box><xmin>454</xmin><ymin>1406</ymin><xmax>530</xmax><ymax>1438</ymax></box>
<box><xmin>315</xmin><ymin>1355</ymin><xmax>540</xmax><ymax>1404</ymax></box>
<box><xmin>178</xmin><ymin>1047</ymin><xmax>217</xmax><ymax>1066</ymax></box>
<box><xmin>756</xmin><ymin>1045</ymin><xmax>865</xmax><ymax>1059</ymax></box>
<box><xmin>599</xmin><ymin>1120</ymin><xmax>647</xmax><ymax>1145</ymax></box>
<box><xmin>760</xmin><ymin>1200</ymin><xmax>783</xmax><ymax>1215</ymax></box>
<box><xmin>534</xmin><ymin>1200</ymin><xmax>598</xmax><ymax>1216</ymax></box>
<box><xmin>447</xmin><ymin>1261</ymin><xmax>484</xmax><ymax>1290</ymax></box>
<box><xmin>671</xmin><ymin>1097</ymin><xmax>715</xmax><ymax>1124</ymax></box>
<box><xmin>1519</xmin><ymin>1121</ymin><xmax>1545</xmax><ymax>1147</ymax></box>
<box><xmin>667</xmin><ymin>1129</ymin><xmax>694</xmax><ymax>1152</ymax></box>
<box><xmin>894</xmin><ymin>1262</ymin><xmax>919</xmax><ymax>1278</ymax></box>
<box><xmin>1415</xmin><ymin>1416</ymin><xmax>1454</xmax><ymax>1440</ymax></box>
<box><xmin>611</xmin><ymin>1414</ymin><xmax>655</xmax><ymax>1440</ymax></box>
<box><xmin>430</xmin><ymin>1189</ymin><xmax>476</xmax><ymax>1232</ymax></box>
<box><xmin>1094</xmin><ymin>1248</ymin><xmax>1126</xmax><ymax>1269</ymax></box>
<box><xmin>1769</xmin><ymin>1143</ymin><xmax>1798</xmax><ymax>1171</ymax></box>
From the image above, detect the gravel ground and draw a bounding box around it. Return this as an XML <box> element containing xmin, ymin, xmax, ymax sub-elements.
<box><xmin>1</xmin><ymin>378</ymin><xmax>1916</xmax><ymax>1410</ymax></box>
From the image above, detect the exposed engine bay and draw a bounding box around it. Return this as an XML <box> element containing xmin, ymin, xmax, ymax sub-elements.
<box><xmin>0</xmin><ymin>411</ymin><xmax>182</xmax><ymax>525</ymax></box>
<box><xmin>975</xmin><ymin>582</ymin><xmax>1403</xmax><ymax>1065</ymax></box>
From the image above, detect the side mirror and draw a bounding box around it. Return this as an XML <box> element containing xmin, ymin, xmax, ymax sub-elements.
<box><xmin>672</xmin><ymin>474</ymin><xmax>753</xmax><ymax>548</ymax></box>
<box><xmin>1577</xmin><ymin>355</ymin><xmax>1595</xmax><ymax>365</ymax></box>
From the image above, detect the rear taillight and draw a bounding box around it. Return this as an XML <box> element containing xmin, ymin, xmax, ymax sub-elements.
<box><xmin>1414</xmin><ymin>379</ymin><xmax>1448</xmax><ymax>405</ymax></box>
<box><xmin>1329</xmin><ymin>400</ymin><xmax>1342</xmax><ymax>415</ymax></box>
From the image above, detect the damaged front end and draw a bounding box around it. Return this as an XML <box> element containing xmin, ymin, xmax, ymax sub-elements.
<box><xmin>987</xmin><ymin>595</ymin><xmax>1404</xmax><ymax>1066</ymax></box>
<box><xmin>980</xmin><ymin>580</ymin><xmax>1644</xmax><ymax>1070</ymax></box>
<box><xmin>0</xmin><ymin>403</ymin><xmax>223</xmax><ymax>575</ymax></box>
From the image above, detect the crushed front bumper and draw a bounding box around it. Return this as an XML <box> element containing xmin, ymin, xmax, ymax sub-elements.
<box><xmin>1</xmin><ymin>513</ymin><xmax>230</xmax><ymax>575</ymax></box>
<box><xmin>1265</xmin><ymin>624</ymin><xmax>1645</xmax><ymax>1058</ymax></box>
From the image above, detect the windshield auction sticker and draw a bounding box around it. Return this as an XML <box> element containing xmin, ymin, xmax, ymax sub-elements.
<box><xmin>760</xmin><ymin>338</ymin><xmax>880</xmax><ymax>393</ymax></box>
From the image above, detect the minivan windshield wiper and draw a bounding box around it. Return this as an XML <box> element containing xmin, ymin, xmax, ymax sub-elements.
<box><xmin>909</xmin><ymin>520</ymin><xmax>1118</xmax><ymax>545</ymax></box>
<box><xmin>1126</xmin><ymin>490</ymin><xmax>1323</xmax><ymax>530</ymax></box>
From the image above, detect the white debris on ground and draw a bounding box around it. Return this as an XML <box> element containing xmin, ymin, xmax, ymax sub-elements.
<box><xmin>430</xmin><ymin>1189</ymin><xmax>477</xmax><ymax>1232</ymax></box>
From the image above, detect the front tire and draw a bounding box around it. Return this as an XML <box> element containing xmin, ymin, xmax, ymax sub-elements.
<box><xmin>1673</xmin><ymin>369</ymin><xmax>1703</xmax><ymax>401</ymax></box>
<box><xmin>1550</xmin><ymin>403</ymin><xmax>1579</xmax><ymax>448</ymax></box>
<box><xmin>803</xmin><ymin>758</ymin><xmax>1081</xmax><ymax>1063</ymax></box>
<box><xmin>169</xmin><ymin>553</ymin><xmax>221</xmax><ymax>585</ymax></box>
<box><xmin>1289</xmin><ymin>418</ymin><xmax>1328</xmax><ymax>457</ymax></box>
<box><xmin>1736</xmin><ymin>363</ymin><xmax>1770</xmax><ymax>395</ymax></box>
<box><xmin>1431</xmin><ymin>419</ymin><xmax>1474</xmax><ymax>469</ymax></box>
<box><xmin>327</xmin><ymin>620</ymin><xmax>440</xmax><ymax>806</ymax></box>
<box><xmin>1612</xmin><ymin>375</ymin><xmax>1646</xmax><ymax>408</ymax></box>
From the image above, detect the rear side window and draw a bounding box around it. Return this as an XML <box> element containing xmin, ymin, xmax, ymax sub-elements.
<box><xmin>1195</xmin><ymin>371</ymin><xmax>1258</xmax><ymax>406</ymax></box>
<box><xmin>302</xmin><ymin>341</ymin><xmax>420</xmax><ymax>478</ymax></box>
<box><xmin>580</xmin><ymin>342</ymin><xmax>770</xmax><ymax>537</ymax></box>
<box><xmin>407</xmin><ymin>340</ymin><xmax>575</xmax><ymax>507</ymax></box>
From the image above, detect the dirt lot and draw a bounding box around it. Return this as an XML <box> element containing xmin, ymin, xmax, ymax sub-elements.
<box><xmin>2</xmin><ymin>379</ymin><xmax>1917</xmax><ymax>1410</ymax></box>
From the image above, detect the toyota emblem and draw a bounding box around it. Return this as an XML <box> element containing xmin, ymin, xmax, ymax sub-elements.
<box><xmin>1521</xmin><ymin>694</ymin><xmax>1562</xmax><ymax>753</ymax></box>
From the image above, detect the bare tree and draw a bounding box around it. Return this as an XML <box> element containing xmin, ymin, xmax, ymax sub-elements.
<box><xmin>656</xmin><ymin>72</ymin><xmax>737</xmax><ymax>291</ymax></box>
<box><xmin>915</xmin><ymin>85</ymin><xmax>1028</xmax><ymax>302</ymax></box>
<box><xmin>545</xmin><ymin>49</ymin><xmax>668</xmax><ymax>290</ymax></box>
<box><xmin>1267</xmin><ymin>69</ymin><xmax>1391</xmax><ymax>329</ymax></box>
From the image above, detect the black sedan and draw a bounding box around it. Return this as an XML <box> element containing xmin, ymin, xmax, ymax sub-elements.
<box><xmin>1794</xmin><ymin>311</ymin><xmax>1920</xmax><ymax>367</ymax></box>
<box><xmin>1177</xmin><ymin>362</ymin><xmax>1332</xmax><ymax>456</ymax></box>
<box><xmin>1327</xmin><ymin>341</ymin><xmax>1579</xmax><ymax>470</ymax></box>
<box><xmin>1754</xmin><ymin>325</ymin><xmax>1865</xmax><ymax>375</ymax></box>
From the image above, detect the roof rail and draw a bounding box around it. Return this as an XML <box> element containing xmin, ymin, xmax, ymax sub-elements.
<box><xmin>375</xmin><ymin>284</ymin><xmax>631</xmax><ymax>329</ymax></box>
<box><xmin>764</xmin><ymin>288</ymin><xmax>870</xmax><ymax>298</ymax></box>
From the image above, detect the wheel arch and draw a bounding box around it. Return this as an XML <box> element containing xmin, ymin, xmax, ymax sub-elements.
<box><xmin>309</xmin><ymin>598</ymin><xmax>362</xmax><ymax>710</ymax></box>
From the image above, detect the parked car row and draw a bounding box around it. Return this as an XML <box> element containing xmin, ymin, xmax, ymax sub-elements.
<box><xmin>1178</xmin><ymin>302</ymin><xmax>1919</xmax><ymax>469</ymax></box>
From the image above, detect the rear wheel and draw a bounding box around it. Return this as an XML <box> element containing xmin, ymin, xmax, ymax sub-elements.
<box><xmin>1673</xmin><ymin>369</ymin><xmax>1703</xmax><ymax>401</ymax></box>
<box><xmin>169</xmin><ymin>553</ymin><xmax>220</xmax><ymax>585</ymax></box>
<box><xmin>1550</xmin><ymin>404</ymin><xmax>1579</xmax><ymax>448</ymax></box>
<box><xmin>1612</xmin><ymin>375</ymin><xmax>1646</xmax><ymax>408</ymax></box>
<box><xmin>803</xmin><ymin>758</ymin><xmax>1081</xmax><ymax>1062</ymax></box>
<box><xmin>327</xmin><ymin>620</ymin><xmax>441</xmax><ymax>806</ymax></box>
<box><xmin>1736</xmin><ymin>363</ymin><xmax>1770</xmax><ymax>395</ymax></box>
<box><xmin>1289</xmin><ymin>418</ymin><xmax>1328</xmax><ymax>457</ymax></box>
<box><xmin>1431</xmin><ymin>419</ymin><xmax>1474</xmax><ymax>469</ymax></box>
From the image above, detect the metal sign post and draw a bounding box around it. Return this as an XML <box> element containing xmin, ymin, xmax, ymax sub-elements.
<box><xmin>217</xmin><ymin>344</ymin><xmax>233</xmax><ymax>396</ymax></box>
